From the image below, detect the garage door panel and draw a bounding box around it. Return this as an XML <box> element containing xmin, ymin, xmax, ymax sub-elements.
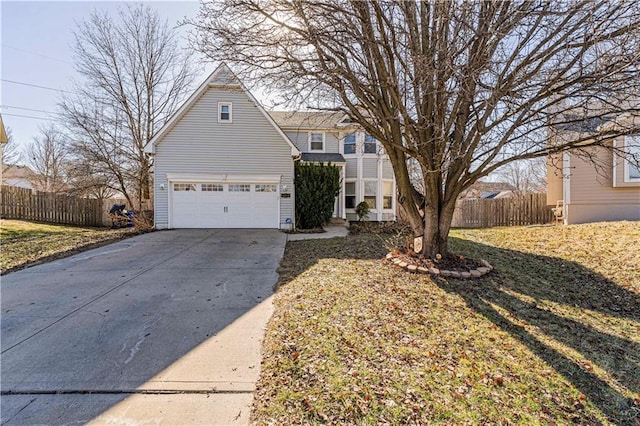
<box><xmin>170</xmin><ymin>182</ymin><xmax>279</xmax><ymax>229</ymax></box>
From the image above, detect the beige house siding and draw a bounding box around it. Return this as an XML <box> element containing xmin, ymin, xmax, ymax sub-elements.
<box><xmin>564</xmin><ymin>146</ymin><xmax>640</xmax><ymax>224</ymax></box>
<box><xmin>546</xmin><ymin>153</ymin><xmax>563</xmax><ymax>206</ymax></box>
<box><xmin>283</xmin><ymin>130</ymin><xmax>339</xmax><ymax>153</ymax></box>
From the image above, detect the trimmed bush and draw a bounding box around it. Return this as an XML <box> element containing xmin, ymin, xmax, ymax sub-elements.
<box><xmin>295</xmin><ymin>162</ymin><xmax>341</xmax><ymax>229</ymax></box>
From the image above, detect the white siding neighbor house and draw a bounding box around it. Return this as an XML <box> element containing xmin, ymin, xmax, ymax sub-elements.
<box><xmin>146</xmin><ymin>64</ymin><xmax>300</xmax><ymax>229</ymax></box>
<box><xmin>147</xmin><ymin>64</ymin><xmax>397</xmax><ymax>229</ymax></box>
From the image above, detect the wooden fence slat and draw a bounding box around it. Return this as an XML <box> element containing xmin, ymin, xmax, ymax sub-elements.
<box><xmin>1</xmin><ymin>185</ymin><xmax>103</xmax><ymax>227</ymax></box>
<box><xmin>452</xmin><ymin>193</ymin><xmax>553</xmax><ymax>228</ymax></box>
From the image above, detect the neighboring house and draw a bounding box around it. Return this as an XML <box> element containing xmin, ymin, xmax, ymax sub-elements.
<box><xmin>146</xmin><ymin>64</ymin><xmax>397</xmax><ymax>229</ymax></box>
<box><xmin>2</xmin><ymin>164</ymin><xmax>38</xmax><ymax>190</ymax></box>
<box><xmin>459</xmin><ymin>181</ymin><xmax>516</xmax><ymax>200</ymax></box>
<box><xmin>269</xmin><ymin>111</ymin><xmax>396</xmax><ymax>222</ymax></box>
<box><xmin>547</xmin><ymin>115</ymin><xmax>640</xmax><ymax>225</ymax></box>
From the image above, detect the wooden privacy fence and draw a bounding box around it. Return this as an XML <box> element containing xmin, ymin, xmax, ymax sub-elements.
<box><xmin>451</xmin><ymin>193</ymin><xmax>554</xmax><ymax>228</ymax></box>
<box><xmin>1</xmin><ymin>185</ymin><xmax>102</xmax><ymax>226</ymax></box>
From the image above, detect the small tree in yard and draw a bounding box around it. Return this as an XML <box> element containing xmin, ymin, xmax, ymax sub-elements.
<box><xmin>295</xmin><ymin>163</ymin><xmax>341</xmax><ymax>229</ymax></box>
<box><xmin>191</xmin><ymin>1</ymin><xmax>640</xmax><ymax>258</ymax></box>
<box><xmin>355</xmin><ymin>201</ymin><xmax>370</xmax><ymax>222</ymax></box>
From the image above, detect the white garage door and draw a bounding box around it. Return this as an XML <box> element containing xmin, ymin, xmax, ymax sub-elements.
<box><xmin>170</xmin><ymin>182</ymin><xmax>279</xmax><ymax>228</ymax></box>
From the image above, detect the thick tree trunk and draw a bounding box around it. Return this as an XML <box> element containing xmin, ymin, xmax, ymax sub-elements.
<box><xmin>421</xmin><ymin>198</ymin><xmax>457</xmax><ymax>258</ymax></box>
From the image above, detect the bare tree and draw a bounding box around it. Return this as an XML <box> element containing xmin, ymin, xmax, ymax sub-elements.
<box><xmin>60</xmin><ymin>4</ymin><xmax>196</xmax><ymax>210</ymax></box>
<box><xmin>496</xmin><ymin>159</ymin><xmax>546</xmax><ymax>196</ymax></box>
<box><xmin>27</xmin><ymin>125</ymin><xmax>69</xmax><ymax>193</ymax></box>
<box><xmin>191</xmin><ymin>0</ymin><xmax>640</xmax><ymax>257</ymax></box>
<box><xmin>2</xmin><ymin>127</ymin><xmax>23</xmax><ymax>173</ymax></box>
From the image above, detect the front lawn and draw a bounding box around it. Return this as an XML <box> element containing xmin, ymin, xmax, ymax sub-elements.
<box><xmin>0</xmin><ymin>220</ymin><xmax>138</xmax><ymax>274</ymax></box>
<box><xmin>253</xmin><ymin>221</ymin><xmax>640</xmax><ymax>425</ymax></box>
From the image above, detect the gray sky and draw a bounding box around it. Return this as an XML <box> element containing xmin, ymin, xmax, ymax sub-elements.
<box><xmin>1</xmin><ymin>0</ymin><xmax>211</xmax><ymax>160</ymax></box>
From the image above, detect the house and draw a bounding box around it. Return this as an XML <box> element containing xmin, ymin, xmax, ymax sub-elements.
<box><xmin>547</xmin><ymin>115</ymin><xmax>640</xmax><ymax>225</ymax></box>
<box><xmin>1</xmin><ymin>164</ymin><xmax>39</xmax><ymax>189</ymax></box>
<box><xmin>147</xmin><ymin>64</ymin><xmax>396</xmax><ymax>229</ymax></box>
<box><xmin>268</xmin><ymin>111</ymin><xmax>396</xmax><ymax>222</ymax></box>
<box><xmin>458</xmin><ymin>181</ymin><xmax>515</xmax><ymax>200</ymax></box>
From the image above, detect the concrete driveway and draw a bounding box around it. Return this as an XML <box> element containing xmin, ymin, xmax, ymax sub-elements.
<box><xmin>1</xmin><ymin>229</ymin><xmax>286</xmax><ymax>425</ymax></box>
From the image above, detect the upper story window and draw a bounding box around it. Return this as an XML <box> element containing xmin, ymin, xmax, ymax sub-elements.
<box><xmin>364</xmin><ymin>134</ymin><xmax>377</xmax><ymax>154</ymax></box>
<box><xmin>309</xmin><ymin>132</ymin><xmax>324</xmax><ymax>151</ymax></box>
<box><xmin>624</xmin><ymin>135</ymin><xmax>640</xmax><ymax>182</ymax></box>
<box><xmin>218</xmin><ymin>102</ymin><xmax>232</xmax><ymax>122</ymax></box>
<box><xmin>343</xmin><ymin>133</ymin><xmax>356</xmax><ymax>154</ymax></box>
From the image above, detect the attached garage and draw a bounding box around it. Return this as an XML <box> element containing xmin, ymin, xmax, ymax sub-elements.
<box><xmin>168</xmin><ymin>175</ymin><xmax>281</xmax><ymax>229</ymax></box>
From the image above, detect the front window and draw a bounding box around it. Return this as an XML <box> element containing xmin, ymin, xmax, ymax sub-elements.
<box><xmin>364</xmin><ymin>134</ymin><xmax>377</xmax><ymax>154</ymax></box>
<box><xmin>345</xmin><ymin>181</ymin><xmax>356</xmax><ymax>209</ymax></box>
<box><xmin>364</xmin><ymin>181</ymin><xmax>377</xmax><ymax>209</ymax></box>
<box><xmin>219</xmin><ymin>102</ymin><xmax>232</xmax><ymax>122</ymax></box>
<box><xmin>309</xmin><ymin>132</ymin><xmax>324</xmax><ymax>151</ymax></box>
<box><xmin>343</xmin><ymin>133</ymin><xmax>356</xmax><ymax>154</ymax></box>
<box><xmin>383</xmin><ymin>181</ymin><xmax>393</xmax><ymax>209</ymax></box>
<box><xmin>625</xmin><ymin>135</ymin><xmax>640</xmax><ymax>181</ymax></box>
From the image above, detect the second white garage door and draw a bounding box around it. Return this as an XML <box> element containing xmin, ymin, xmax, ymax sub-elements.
<box><xmin>171</xmin><ymin>182</ymin><xmax>279</xmax><ymax>228</ymax></box>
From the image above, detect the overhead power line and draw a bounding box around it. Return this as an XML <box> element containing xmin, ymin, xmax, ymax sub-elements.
<box><xmin>1</xmin><ymin>79</ymin><xmax>76</xmax><ymax>94</ymax></box>
<box><xmin>1</xmin><ymin>105</ymin><xmax>61</xmax><ymax>116</ymax></box>
<box><xmin>1</xmin><ymin>112</ymin><xmax>59</xmax><ymax>122</ymax></box>
<box><xmin>1</xmin><ymin>43</ymin><xmax>74</xmax><ymax>66</ymax></box>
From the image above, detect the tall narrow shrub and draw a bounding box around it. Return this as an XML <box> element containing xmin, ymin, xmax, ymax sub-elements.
<box><xmin>295</xmin><ymin>162</ymin><xmax>341</xmax><ymax>229</ymax></box>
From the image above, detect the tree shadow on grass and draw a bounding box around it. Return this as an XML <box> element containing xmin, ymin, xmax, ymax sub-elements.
<box><xmin>438</xmin><ymin>236</ymin><xmax>640</xmax><ymax>425</ymax></box>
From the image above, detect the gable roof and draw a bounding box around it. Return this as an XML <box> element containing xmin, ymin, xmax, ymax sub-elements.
<box><xmin>269</xmin><ymin>111</ymin><xmax>346</xmax><ymax>130</ymax></box>
<box><xmin>146</xmin><ymin>64</ymin><xmax>300</xmax><ymax>156</ymax></box>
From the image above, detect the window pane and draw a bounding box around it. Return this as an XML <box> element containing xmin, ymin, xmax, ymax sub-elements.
<box><xmin>174</xmin><ymin>183</ymin><xmax>197</xmax><ymax>191</ymax></box>
<box><xmin>364</xmin><ymin>196</ymin><xmax>376</xmax><ymax>209</ymax></box>
<box><xmin>256</xmin><ymin>184</ymin><xmax>277</xmax><ymax>192</ymax></box>
<box><xmin>383</xmin><ymin>181</ymin><xmax>393</xmax><ymax>196</ymax></box>
<box><xmin>310</xmin><ymin>133</ymin><xmax>323</xmax><ymax>150</ymax></box>
<box><xmin>364</xmin><ymin>181</ymin><xmax>377</xmax><ymax>195</ymax></box>
<box><xmin>344</xmin><ymin>133</ymin><xmax>356</xmax><ymax>154</ymax></box>
<box><xmin>383</xmin><ymin>196</ymin><xmax>393</xmax><ymax>209</ymax></box>
<box><xmin>229</xmin><ymin>184</ymin><xmax>250</xmax><ymax>192</ymax></box>
<box><xmin>345</xmin><ymin>182</ymin><xmax>356</xmax><ymax>195</ymax></box>
<box><xmin>364</xmin><ymin>134</ymin><xmax>376</xmax><ymax>153</ymax></box>
<box><xmin>346</xmin><ymin>196</ymin><xmax>356</xmax><ymax>209</ymax></box>
<box><xmin>219</xmin><ymin>103</ymin><xmax>231</xmax><ymax>121</ymax></box>
<box><xmin>202</xmin><ymin>183</ymin><xmax>223</xmax><ymax>192</ymax></box>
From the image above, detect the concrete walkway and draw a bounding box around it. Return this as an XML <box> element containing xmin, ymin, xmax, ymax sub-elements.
<box><xmin>287</xmin><ymin>224</ymin><xmax>349</xmax><ymax>241</ymax></box>
<box><xmin>1</xmin><ymin>229</ymin><xmax>285</xmax><ymax>425</ymax></box>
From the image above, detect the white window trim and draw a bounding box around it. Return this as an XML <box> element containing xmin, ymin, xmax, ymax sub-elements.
<box><xmin>308</xmin><ymin>132</ymin><xmax>325</xmax><ymax>152</ymax></box>
<box><xmin>218</xmin><ymin>102</ymin><xmax>232</xmax><ymax>123</ymax></box>
<box><xmin>623</xmin><ymin>135</ymin><xmax>640</xmax><ymax>183</ymax></box>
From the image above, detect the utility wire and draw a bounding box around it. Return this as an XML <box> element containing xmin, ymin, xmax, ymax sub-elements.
<box><xmin>0</xmin><ymin>105</ymin><xmax>61</xmax><ymax>116</ymax></box>
<box><xmin>1</xmin><ymin>79</ymin><xmax>76</xmax><ymax>94</ymax></box>
<box><xmin>1</xmin><ymin>43</ymin><xmax>74</xmax><ymax>66</ymax></box>
<box><xmin>1</xmin><ymin>112</ymin><xmax>59</xmax><ymax>122</ymax></box>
